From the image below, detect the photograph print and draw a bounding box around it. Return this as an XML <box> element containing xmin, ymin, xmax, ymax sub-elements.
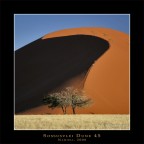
<box><xmin>14</xmin><ymin>14</ymin><xmax>130</xmax><ymax>130</ymax></box>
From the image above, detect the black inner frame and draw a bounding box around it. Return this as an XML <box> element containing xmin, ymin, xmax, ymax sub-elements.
<box><xmin>0</xmin><ymin>0</ymin><xmax>144</xmax><ymax>144</ymax></box>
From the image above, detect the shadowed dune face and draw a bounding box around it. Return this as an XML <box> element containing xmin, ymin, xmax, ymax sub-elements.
<box><xmin>15</xmin><ymin>35</ymin><xmax>109</xmax><ymax>113</ymax></box>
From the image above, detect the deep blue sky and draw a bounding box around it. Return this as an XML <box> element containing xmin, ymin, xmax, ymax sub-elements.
<box><xmin>14</xmin><ymin>14</ymin><xmax>130</xmax><ymax>50</ymax></box>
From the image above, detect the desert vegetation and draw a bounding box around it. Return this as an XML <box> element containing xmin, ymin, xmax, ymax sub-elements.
<box><xmin>43</xmin><ymin>87</ymin><xmax>92</xmax><ymax>114</ymax></box>
<box><xmin>15</xmin><ymin>114</ymin><xmax>130</xmax><ymax>130</ymax></box>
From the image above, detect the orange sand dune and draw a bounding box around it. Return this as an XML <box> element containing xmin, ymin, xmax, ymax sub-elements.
<box><xmin>20</xmin><ymin>27</ymin><xmax>129</xmax><ymax>114</ymax></box>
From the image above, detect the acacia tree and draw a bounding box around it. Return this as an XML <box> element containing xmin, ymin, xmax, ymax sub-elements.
<box><xmin>65</xmin><ymin>87</ymin><xmax>92</xmax><ymax>114</ymax></box>
<box><xmin>43</xmin><ymin>91</ymin><xmax>70</xmax><ymax>114</ymax></box>
<box><xmin>43</xmin><ymin>87</ymin><xmax>92</xmax><ymax>114</ymax></box>
<box><xmin>43</xmin><ymin>93</ymin><xmax>61</xmax><ymax>111</ymax></box>
<box><xmin>59</xmin><ymin>90</ymin><xmax>71</xmax><ymax>114</ymax></box>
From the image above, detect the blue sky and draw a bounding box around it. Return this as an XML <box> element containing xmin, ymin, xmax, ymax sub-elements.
<box><xmin>14</xmin><ymin>14</ymin><xmax>130</xmax><ymax>50</ymax></box>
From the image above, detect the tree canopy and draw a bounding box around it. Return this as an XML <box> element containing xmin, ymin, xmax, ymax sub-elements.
<box><xmin>43</xmin><ymin>87</ymin><xmax>92</xmax><ymax>114</ymax></box>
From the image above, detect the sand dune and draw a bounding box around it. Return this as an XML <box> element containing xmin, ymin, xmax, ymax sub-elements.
<box><xmin>15</xmin><ymin>27</ymin><xmax>129</xmax><ymax>114</ymax></box>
